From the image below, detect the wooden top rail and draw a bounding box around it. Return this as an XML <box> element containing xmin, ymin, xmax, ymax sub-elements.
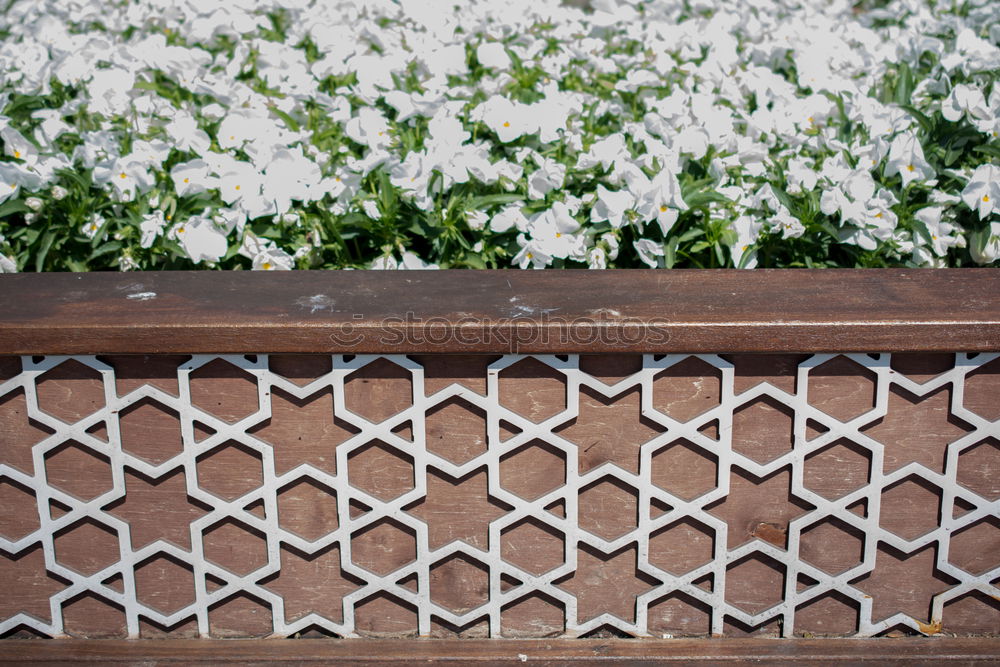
<box><xmin>0</xmin><ymin>269</ymin><xmax>997</xmax><ymax>354</ymax></box>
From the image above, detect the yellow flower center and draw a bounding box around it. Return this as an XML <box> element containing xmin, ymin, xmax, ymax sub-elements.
<box><xmin>503</xmin><ymin>121</ymin><xmax>510</xmax><ymax>127</ymax></box>
<box><xmin>229</xmin><ymin>136</ymin><xmax>235</xmax><ymax>140</ymax></box>
<box><xmin>985</xmin><ymin>195</ymin><xmax>991</xmax><ymax>203</ymax></box>
<box><xmin>9</xmin><ymin>184</ymin><xmax>15</xmax><ymax>190</ymax></box>
<box><xmin>659</xmin><ymin>205</ymin><xmax>667</xmax><ymax>212</ymax></box>
<box><xmin>183</xmin><ymin>177</ymin><xmax>190</xmax><ymax>183</ymax></box>
<box><xmin>807</xmin><ymin>116</ymin><xmax>814</xmax><ymax>124</ymax></box>
<box><xmin>555</xmin><ymin>232</ymin><xmax>562</xmax><ymax>238</ymax></box>
<box><xmin>875</xmin><ymin>212</ymin><xmax>883</xmax><ymax>218</ymax></box>
<box><xmin>119</xmin><ymin>172</ymin><xmax>127</xmax><ymax>179</ymax></box>
<box><xmin>263</xmin><ymin>261</ymin><xmax>273</xmax><ymax>270</ymax></box>
<box><xmin>526</xmin><ymin>252</ymin><xmax>533</xmax><ymax>259</ymax></box>
<box><xmin>13</xmin><ymin>150</ymin><xmax>20</xmax><ymax>158</ymax></box>
<box><xmin>906</xmin><ymin>164</ymin><xmax>914</xmax><ymax>172</ymax></box>
<box><xmin>932</xmin><ymin>235</ymin><xmax>938</xmax><ymax>240</ymax></box>
<box><xmin>235</xmin><ymin>185</ymin><xmax>241</xmax><ymax>191</ymax></box>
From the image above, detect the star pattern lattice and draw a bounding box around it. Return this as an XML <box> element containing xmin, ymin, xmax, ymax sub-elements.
<box><xmin>1</xmin><ymin>353</ymin><xmax>998</xmax><ymax>638</ymax></box>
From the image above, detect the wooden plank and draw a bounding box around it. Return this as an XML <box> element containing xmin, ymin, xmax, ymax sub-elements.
<box><xmin>0</xmin><ymin>269</ymin><xmax>998</xmax><ymax>355</ymax></box>
<box><xmin>3</xmin><ymin>638</ymin><xmax>999</xmax><ymax>665</ymax></box>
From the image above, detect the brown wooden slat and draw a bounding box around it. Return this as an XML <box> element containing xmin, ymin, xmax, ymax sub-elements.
<box><xmin>3</xmin><ymin>638</ymin><xmax>1000</xmax><ymax>665</ymax></box>
<box><xmin>0</xmin><ymin>269</ymin><xmax>998</xmax><ymax>354</ymax></box>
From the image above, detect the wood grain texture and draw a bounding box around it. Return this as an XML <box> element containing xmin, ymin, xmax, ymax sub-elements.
<box><xmin>0</xmin><ymin>269</ymin><xmax>998</xmax><ymax>354</ymax></box>
<box><xmin>3</xmin><ymin>638</ymin><xmax>999</xmax><ymax>665</ymax></box>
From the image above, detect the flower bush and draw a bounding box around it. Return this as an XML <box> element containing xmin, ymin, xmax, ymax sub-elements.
<box><xmin>0</xmin><ymin>0</ymin><xmax>998</xmax><ymax>272</ymax></box>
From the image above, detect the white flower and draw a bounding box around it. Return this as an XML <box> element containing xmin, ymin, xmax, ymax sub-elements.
<box><xmin>94</xmin><ymin>155</ymin><xmax>155</xmax><ymax>200</ymax></box>
<box><xmin>970</xmin><ymin>221</ymin><xmax>1000</xmax><ymax>264</ymax></box>
<box><xmin>171</xmin><ymin>160</ymin><xmax>217</xmax><ymax>197</ymax></box>
<box><xmin>512</xmin><ymin>234</ymin><xmax>553</xmax><ymax>269</ymax></box>
<box><xmin>590</xmin><ymin>185</ymin><xmax>635</xmax><ymax>229</ymax></box>
<box><xmin>529</xmin><ymin>202</ymin><xmax>584</xmax><ymax>260</ymax></box>
<box><xmin>118</xmin><ymin>252</ymin><xmax>139</xmax><ymax>271</ymax></box>
<box><xmin>785</xmin><ymin>157</ymin><xmax>818</xmax><ymax>194</ymax></box>
<box><xmin>636</xmin><ymin>170</ymin><xmax>687</xmax><ymax>235</ymax></box>
<box><xmin>1</xmin><ymin>127</ymin><xmax>38</xmax><ymax>165</ymax></box>
<box><xmin>490</xmin><ymin>205</ymin><xmax>529</xmax><ymax>233</ymax></box>
<box><xmin>218</xmin><ymin>162</ymin><xmax>262</xmax><ymax>205</ymax></box>
<box><xmin>253</xmin><ymin>245</ymin><xmax>294</xmax><ymax>270</ymax></box>
<box><xmin>165</xmin><ymin>113</ymin><xmax>212</xmax><ymax>154</ymax></box>
<box><xmin>370</xmin><ymin>254</ymin><xmax>398</xmax><ymax>270</ymax></box>
<box><xmin>577</xmin><ymin>134</ymin><xmax>628</xmax><ymax>172</ymax></box>
<box><xmin>81</xmin><ymin>214</ymin><xmax>105</xmax><ymax>239</ymax></box>
<box><xmin>633</xmin><ymin>238</ymin><xmax>664</xmax><ymax>268</ymax></box>
<box><xmin>477</xmin><ymin>42</ymin><xmax>510</xmax><ymax>70</ymax></box>
<box><xmin>24</xmin><ymin>197</ymin><xmax>43</xmax><ymax>212</ymax></box>
<box><xmin>0</xmin><ymin>254</ymin><xmax>17</xmax><ymax>273</ymax></box>
<box><xmin>885</xmin><ymin>133</ymin><xmax>934</xmax><ymax>187</ymax></box>
<box><xmin>399</xmin><ymin>252</ymin><xmax>439</xmax><ymax>270</ymax></box>
<box><xmin>587</xmin><ymin>246</ymin><xmax>608</xmax><ymax>269</ymax></box>
<box><xmin>914</xmin><ymin>206</ymin><xmax>961</xmax><ymax>257</ymax></box>
<box><xmin>528</xmin><ymin>157</ymin><xmax>566</xmax><ymax>200</ymax></box>
<box><xmin>362</xmin><ymin>200</ymin><xmax>382</xmax><ymax>220</ymax></box>
<box><xmin>730</xmin><ymin>215</ymin><xmax>763</xmax><ymax>269</ymax></box>
<box><xmin>345</xmin><ymin>107</ymin><xmax>392</xmax><ymax>149</ymax></box>
<box><xmin>86</xmin><ymin>67</ymin><xmax>135</xmax><ymax>117</ymax></box>
<box><xmin>466</xmin><ymin>210</ymin><xmax>489</xmax><ymax>230</ymax></box>
<box><xmin>50</xmin><ymin>186</ymin><xmax>68</xmax><ymax>201</ymax></box>
<box><xmin>172</xmin><ymin>216</ymin><xmax>228</xmax><ymax>264</ymax></box>
<box><xmin>139</xmin><ymin>211</ymin><xmax>167</xmax><ymax>248</ymax></box>
<box><xmin>261</xmin><ymin>147</ymin><xmax>322</xmax><ymax>214</ymax></box>
<box><xmin>961</xmin><ymin>164</ymin><xmax>1000</xmax><ymax>219</ymax></box>
<box><xmin>942</xmin><ymin>84</ymin><xmax>990</xmax><ymax>123</ymax></box>
<box><xmin>476</xmin><ymin>95</ymin><xmax>536</xmax><ymax>143</ymax></box>
<box><xmin>771</xmin><ymin>208</ymin><xmax>805</xmax><ymax>239</ymax></box>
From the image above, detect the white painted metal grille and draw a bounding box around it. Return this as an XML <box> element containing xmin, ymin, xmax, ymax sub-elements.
<box><xmin>1</xmin><ymin>353</ymin><xmax>998</xmax><ymax>638</ymax></box>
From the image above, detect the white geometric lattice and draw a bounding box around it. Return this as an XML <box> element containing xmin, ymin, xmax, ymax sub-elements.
<box><xmin>1</xmin><ymin>353</ymin><xmax>998</xmax><ymax>638</ymax></box>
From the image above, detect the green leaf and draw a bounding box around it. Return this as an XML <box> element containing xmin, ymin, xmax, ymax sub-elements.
<box><xmin>736</xmin><ymin>245</ymin><xmax>756</xmax><ymax>269</ymax></box>
<box><xmin>88</xmin><ymin>240</ymin><xmax>121</xmax><ymax>261</ymax></box>
<box><xmin>270</xmin><ymin>107</ymin><xmax>300</xmax><ymax>132</ymax></box>
<box><xmin>663</xmin><ymin>237</ymin><xmax>678</xmax><ymax>269</ymax></box>
<box><xmin>899</xmin><ymin>104</ymin><xmax>934</xmax><ymax>135</ymax></box>
<box><xmin>684</xmin><ymin>190</ymin><xmax>729</xmax><ymax>208</ymax></box>
<box><xmin>467</xmin><ymin>193</ymin><xmax>524</xmax><ymax>209</ymax></box>
<box><xmin>34</xmin><ymin>231</ymin><xmax>55</xmax><ymax>272</ymax></box>
<box><xmin>676</xmin><ymin>227</ymin><xmax>705</xmax><ymax>244</ymax></box>
<box><xmin>894</xmin><ymin>62</ymin><xmax>913</xmax><ymax>106</ymax></box>
<box><xmin>943</xmin><ymin>144</ymin><xmax>965</xmax><ymax>166</ymax></box>
<box><xmin>0</xmin><ymin>199</ymin><xmax>30</xmax><ymax>218</ymax></box>
<box><xmin>462</xmin><ymin>253</ymin><xmax>486</xmax><ymax>269</ymax></box>
<box><xmin>974</xmin><ymin>144</ymin><xmax>1000</xmax><ymax>159</ymax></box>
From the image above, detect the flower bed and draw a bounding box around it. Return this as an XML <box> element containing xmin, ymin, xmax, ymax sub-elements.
<box><xmin>0</xmin><ymin>0</ymin><xmax>997</xmax><ymax>272</ymax></box>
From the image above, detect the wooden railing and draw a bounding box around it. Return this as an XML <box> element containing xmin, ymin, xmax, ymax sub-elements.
<box><xmin>0</xmin><ymin>269</ymin><xmax>997</xmax><ymax>663</ymax></box>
